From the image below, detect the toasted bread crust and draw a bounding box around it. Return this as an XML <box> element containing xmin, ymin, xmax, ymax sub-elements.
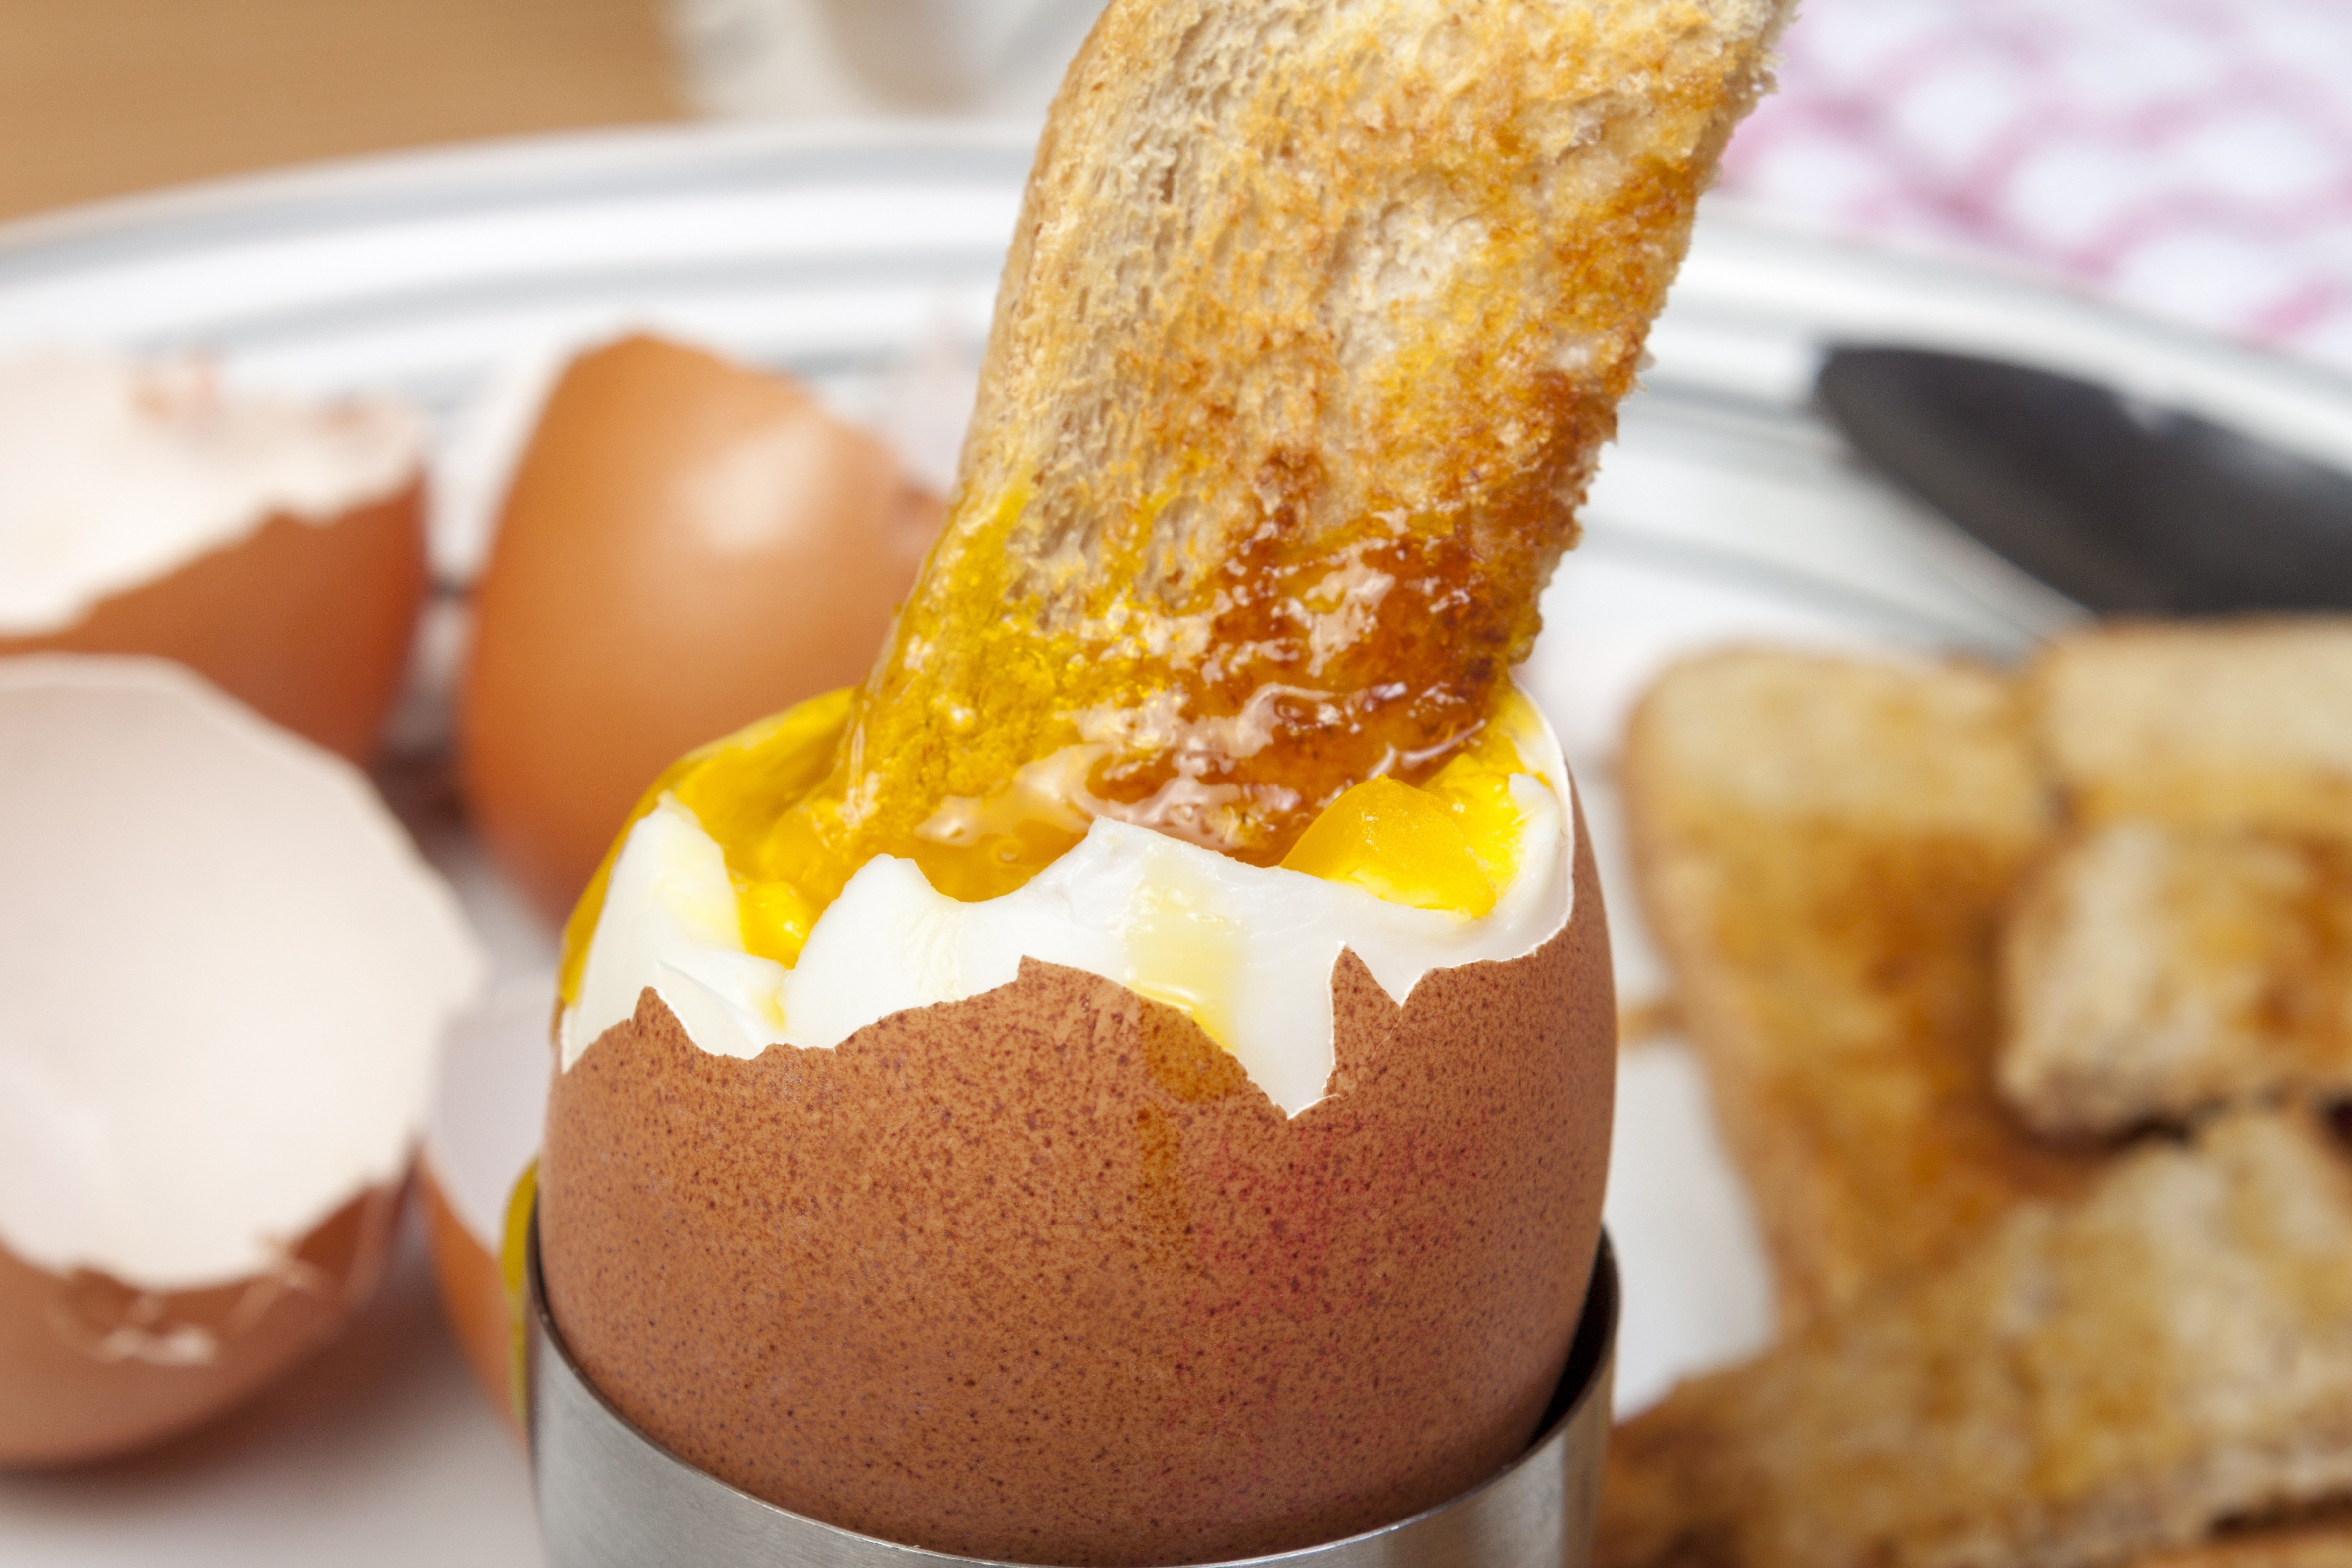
<box><xmin>833</xmin><ymin>0</ymin><xmax>1795</xmax><ymax>866</ymax></box>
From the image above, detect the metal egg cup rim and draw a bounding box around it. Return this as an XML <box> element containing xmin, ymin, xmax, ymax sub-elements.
<box><xmin>524</xmin><ymin>1212</ymin><xmax>1618</xmax><ymax>1568</ymax></box>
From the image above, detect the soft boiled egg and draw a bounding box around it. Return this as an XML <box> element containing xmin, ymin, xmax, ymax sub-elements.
<box><xmin>0</xmin><ymin>656</ymin><xmax>481</xmax><ymax>1466</ymax></box>
<box><xmin>459</xmin><ymin>334</ymin><xmax>943</xmax><ymax>923</ymax></box>
<box><xmin>0</xmin><ymin>351</ymin><xmax>428</xmax><ymax>763</ymax></box>
<box><xmin>539</xmin><ymin>679</ymin><xmax>1615</xmax><ymax>1563</ymax></box>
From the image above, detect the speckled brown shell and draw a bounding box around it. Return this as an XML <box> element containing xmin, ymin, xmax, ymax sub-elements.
<box><xmin>540</xmin><ymin>798</ymin><xmax>1614</xmax><ymax>1566</ymax></box>
<box><xmin>0</xmin><ymin>1183</ymin><xmax>400</xmax><ymax>1467</ymax></box>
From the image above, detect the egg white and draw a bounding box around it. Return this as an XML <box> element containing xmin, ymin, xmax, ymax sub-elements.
<box><xmin>562</xmin><ymin>690</ymin><xmax>1573</xmax><ymax>1117</ymax></box>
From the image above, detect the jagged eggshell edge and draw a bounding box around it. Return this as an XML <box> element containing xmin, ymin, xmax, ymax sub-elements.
<box><xmin>0</xmin><ymin>482</ymin><xmax>428</xmax><ymax>763</ymax></box>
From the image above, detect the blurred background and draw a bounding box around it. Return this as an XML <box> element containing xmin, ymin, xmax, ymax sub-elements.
<box><xmin>5</xmin><ymin>0</ymin><xmax>2349</xmax><ymax>374</ymax></box>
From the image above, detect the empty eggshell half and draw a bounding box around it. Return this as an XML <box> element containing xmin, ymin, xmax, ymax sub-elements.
<box><xmin>0</xmin><ymin>656</ymin><xmax>483</xmax><ymax>1466</ymax></box>
<box><xmin>0</xmin><ymin>351</ymin><xmax>429</xmax><ymax>763</ymax></box>
<box><xmin>420</xmin><ymin>973</ymin><xmax>555</xmax><ymax>1430</ymax></box>
<box><xmin>460</xmin><ymin>333</ymin><xmax>943</xmax><ymax>921</ymax></box>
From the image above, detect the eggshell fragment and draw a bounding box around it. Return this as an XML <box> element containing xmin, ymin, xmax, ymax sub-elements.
<box><xmin>460</xmin><ymin>334</ymin><xmax>943</xmax><ymax>920</ymax></box>
<box><xmin>0</xmin><ymin>352</ymin><xmax>428</xmax><ymax>762</ymax></box>
<box><xmin>2</xmin><ymin>487</ymin><xmax>428</xmax><ymax>764</ymax></box>
<box><xmin>0</xmin><ymin>1186</ymin><xmax>398</xmax><ymax>1468</ymax></box>
<box><xmin>540</xmin><ymin>792</ymin><xmax>1614</xmax><ymax>1565</ymax></box>
<box><xmin>420</xmin><ymin>976</ymin><xmax>556</xmax><ymax>1429</ymax></box>
<box><xmin>0</xmin><ymin>656</ymin><xmax>483</xmax><ymax>1465</ymax></box>
<box><xmin>419</xmin><ymin>1169</ymin><xmax>513</xmax><ymax>1432</ymax></box>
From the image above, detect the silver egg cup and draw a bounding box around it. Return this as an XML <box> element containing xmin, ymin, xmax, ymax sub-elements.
<box><xmin>525</xmin><ymin>1217</ymin><xmax>1618</xmax><ymax>1568</ymax></box>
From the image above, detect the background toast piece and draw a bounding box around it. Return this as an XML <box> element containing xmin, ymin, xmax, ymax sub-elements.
<box><xmin>2000</xmin><ymin>822</ymin><xmax>2352</xmax><ymax>1136</ymax></box>
<box><xmin>1621</xmin><ymin>648</ymin><xmax>2090</xmax><ymax>1326</ymax></box>
<box><xmin>2141</xmin><ymin>1521</ymin><xmax>2352</xmax><ymax>1568</ymax></box>
<box><xmin>2032</xmin><ymin>621</ymin><xmax>2352</xmax><ymax>841</ymax></box>
<box><xmin>1597</xmin><ymin>1109</ymin><xmax>2352</xmax><ymax>1568</ymax></box>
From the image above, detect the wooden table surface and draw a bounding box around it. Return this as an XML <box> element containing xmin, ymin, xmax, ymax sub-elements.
<box><xmin>0</xmin><ymin>0</ymin><xmax>685</xmax><ymax>224</ymax></box>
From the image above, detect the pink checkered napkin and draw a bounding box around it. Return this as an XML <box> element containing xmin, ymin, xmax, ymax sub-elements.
<box><xmin>1722</xmin><ymin>0</ymin><xmax>2352</xmax><ymax>374</ymax></box>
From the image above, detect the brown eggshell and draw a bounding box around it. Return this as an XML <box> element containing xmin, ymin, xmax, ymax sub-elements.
<box><xmin>0</xmin><ymin>482</ymin><xmax>427</xmax><ymax>764</ymax></box>
<box><xmin>460</xmin><ymin>335</ymin><xmax>944</xmax><ymax>922</ymax></box>
<box><xmin>541</xmin><ymin>795</ymin><xmax>1614</xmax><ymax>1565</ymax></box>
<box><xmin>0</xmin><ymin>1183</ymin><xmax>401</xmax><ymax>1468</ymax></box>
<box><xmin>419</xmin><ymin>1159</ymin><xmax>518</xmax><ymax>1434</ymax></box>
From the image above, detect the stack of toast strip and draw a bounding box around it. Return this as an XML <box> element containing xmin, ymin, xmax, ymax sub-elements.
<box><xmin>1618</xmin><ymin>648</ymin><xmax>2092</xmax><ymax>1328</ymax></box>
<box><xmin>2009</xmin><ymin>627</ymin><xmax>2352</xmax><ymax>1137</ymax></box>
<box><xmin>1603</xmin><ymin>622</ymin><xmax>2352</xmax><ymax>1568</ymax></box>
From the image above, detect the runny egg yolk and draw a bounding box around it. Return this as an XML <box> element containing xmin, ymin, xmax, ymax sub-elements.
<box><xmin>558</xmin><ymin>684</ymin><xmax>1545</xmax><ymax>1009</ymax></box>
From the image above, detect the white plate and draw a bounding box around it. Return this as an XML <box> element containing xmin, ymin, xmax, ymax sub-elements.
<box><xmin>5</xmin><ymin>121</ymin><xmax>2351</xmax><ymax>1566</ymax></box>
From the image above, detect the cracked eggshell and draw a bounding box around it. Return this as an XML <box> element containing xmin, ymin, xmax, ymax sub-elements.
<box><xmin>419</xmin><ymin>975</ymin><xmax>555</xmax><ymax>1431</ymax></box>
<box><xmin>459</xmin><ymin>334</ymin><xmax>943</xmax><ymax>921</ymax></box>
<box><xmin>0</xmin><ymin>656</ymin><xmax>483</xmax><ymax>1466</ymax></box>
<box><xmin>0</xmin><ymin>352</ymin><xmax>429</xmax><ymax>764</ymax></box>
<box><xmin>0</xmin><ymin>1186</ymin><xmax>401</xmax><ymax>1469</ymax></box>
<box><xmin>417</xmin><ymin>1171</ymin><xmax>512</xmax><ymax>1433</ymax></box>
<box><xmin>540</xmin><ymin>789</ymin><xmax>1614</xmax><ymax>1566</ymax></box>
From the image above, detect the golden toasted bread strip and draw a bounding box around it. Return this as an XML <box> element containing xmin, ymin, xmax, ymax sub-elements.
<box><xmin>1598</xmin><ymin>1108</ymin><xmax>2352</xmax><ymax>1568</ymax></box>
<box><xmin>1621</xmin><ymin>648</ymin><xmax>2088</xmax><ymax>1326</ymax></box>
<box><xmin>2000</xmin><ymin>822</ymin><xmax>2352</xmax><ymax>1136</ymax></box>
<box><xmin>809</xmin><ymin>0</ymin><xmax>1796</xmax><ymax>884</ymax></box>
<box><xmin>2032</xmin><ymin>621</ymin><xmax>2352</xmax><ymax>840</ymax></box>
